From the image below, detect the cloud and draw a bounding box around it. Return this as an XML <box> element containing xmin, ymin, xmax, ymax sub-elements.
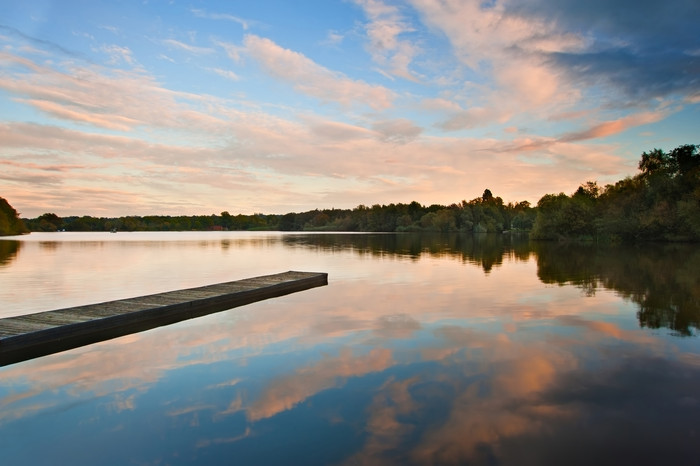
<box><xmin>550</xmin><ymin>47</ymin><xmax>700</xmax><ymax>103</ymax></box>
<box><xmin>438</xmin><ymin>106</ymin><xmax>503</xmax><ymax>131</ymax></box>
<box><xmin>0</xmin><ymin>159</ymin><xmax>87</xmax><ymax>172</ymax></box>
<box><xmin>214</xmin><ymin>39</ymin><xmax>244</xmax><ymax>62</ymax></box>
<box><xmin>406</xmin><ymin>0</ymin><xmax>699</xmax><ymax>140</ymax></box>
<box><xmin>0</xmin><ymin>23</ymin><xmax>664</xmax><ymax>218</ymax></box>
<box><xmin>99</xmin><ymin>25</ymin><xmax>119</xmax><ymax>35</ymax></box>
<box><xmin>372</xmin><ymin>118</ymin><xmax>422</xmax><ymax>143</ymax></box>
<box><xmin>191</xmin><ymin>8</ymin><xmax>251</xmax><ymax>30</ymax></box>
<box><xmin>560</xmin><ymin>111</ymin><xmax>668</xmax><ymax>142</ymax></box>
<box><xmin>419</xmin><ymin>97</ymin><xmax>462</xmax><ymax>112</ymax></box>
<box><xmin>99</xmin><ymin>44</ymin><xmax>135</xmax><ymax>66</ymax></box>
<box><xmin>161</xmin><ymin>39</ymin><xmax>214</xmax><ymax>55</ymax></box>
<box><xmin>0</xmin><ymin>24</ymin><xmax>85</xmax><ymax>59</ymax></box>
<box><xmin>0</xmin><ymin>50</ymin><xmax>229</xmax><ymax>133</ymax></box>
<box><xmin>208</xmin><ymin>67</ymin><xmax>239</xmax><ymax>81</ymax></box>
<box><xmin>410</xmin><ymin>0</ymin><xmax>584</xmax><ymax>69</ymax></box>
<box><xmin>322</xmin><ymin>30</ymin><xmax>344</xmax><ymax>47</ymax></box>
<box><xmin>354</xmin><ymin>0</ymin><xmax>421</xmax><ymax>81</ymax></box>
<box><xmin>306</xmin><ymin>118</ymin><xmax>375</xmax><ymax>142</ymax></box>
<box><xmin>406</xmin><ymin>0</ymin><xmax>586</xmax><ymax>129</ymax></box>
<box><xmin>23</xmin><ymin>99</ymin><xmax>139</xmax><ymax>131</ymax></box>
<box><xmin>512</xmin><ymin>0</ymin><xmax>699</xmax><ymax>49</ymax></box>
<box><xmin>411</xmin><ymin>0</ymin><xmax>700</xmax><ymax>112</ymax></box>
<box><xmin>242</xmin><ymin>34</ymin><xmax>394</xmax><ymax>110</ymax></box>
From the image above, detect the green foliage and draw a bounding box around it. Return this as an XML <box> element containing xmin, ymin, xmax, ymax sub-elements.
<box><xmin>534</xmin><ymin>242</ymin><xmax>700</xmax><ymax>335</ymax></box>
<box><xmin>22</xmin><ymin>189</ymin><xmax>532</xmax><ymax>235</ymax></box>
<box><xmin>0</xmin><ymin>197</ymin><xmax>29</xmax><ymax>236</ymax></box>
<box><xmin>532</xmin><ymin>144</ymin><xmax>700</xmax><ymax>242</ymax></box>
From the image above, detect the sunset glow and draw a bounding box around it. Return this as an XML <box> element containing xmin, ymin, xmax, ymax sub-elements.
<box><xmin>1</xmin><ymin>1</ymin><xmax>698</xmax><ymax>217</ymax></box>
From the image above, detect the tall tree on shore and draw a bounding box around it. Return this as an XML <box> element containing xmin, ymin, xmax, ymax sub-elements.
<box><xmin>532</xmin><ymin>144</ymin><xmax>699</xmax><ymax>242</ymax></box>
<box><xmin>0</xmin><ymin>197</ymin><xmax>29</xmax><ymax>236</ymax></box>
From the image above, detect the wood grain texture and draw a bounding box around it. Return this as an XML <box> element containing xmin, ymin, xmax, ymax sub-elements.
<box><xmin>0</xmin><ymin>271</ymin><xmax>328</xmax><ymax>366</ymax></box>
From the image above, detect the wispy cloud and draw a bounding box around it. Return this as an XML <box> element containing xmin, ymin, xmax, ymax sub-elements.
<box><xmin>242</xmin><ymin>34</ymin><xmax>394</xmax><ymax>110</ymax></box>
<box><xmin>98</xmin><ymin>44</ymin><xmax>135</xmax><ymax>66</ymax></box>
<box><xmin>213</xmin><ymin>39</ymin><xmax>244</xmax><ymax>62</ymax></box>
<box><xmin>208</xmin><ymin>67</ymin><xmax>239</xmax><ymax>81</ymax></box>
<box><xmin>99</xmin><ymin>24</ymin><xmax>119</xmax><ymax>34</ymax></box>
<box><xmin>355</xmin><ymin>0</ymin><xmax>421</xmax><ymax>82</ymax></box>
<box><xmin>1</xmin><ymin>3</ymin><xmax>694</xmax><ymax>218</ymax></box>
<box><xmin>0</xmin><ymin>24</ymin><xmax>85</xmax><ymax>59</ymax></box>
<box><xmin>0</xmin><ymin>50</ymin><xmax>229</xmax><ymax>133</ymax></box>
<box><xmin>191</xmin><ymin>8</ymin><xmax>251</xmax><ymax>30</ymax></box>
<box><xmin>22</xmin><ymin>99</ymin><xmax>139</xmax><ymax>131</ymax></box>
<box><xmin>560</xmin><ymin>111</ymin><xmax>669</xmax><ymax>142</ymax></box>
<box><xmin>409</xmin><ymin>0</ymin><xmax>585</xmax><ymax>128</ymax></box>
<box><xmin>372</xmin><ymin>118</ymin><xmax>422</xmax><ymax>144</ymax></box>
<box><xmin>161</xmin><ymin>39</ymin><xmax>214</xmax><ymax>55</ymax></box>
<box><xmin>411</xmin><ymin>0</ymin><xmax>700</xmax><ymax>115</ymax></box>
<box><xmin>322</xmin><ymin>30</ymin><xmax>344</xmax><ymax>47</ymax></box>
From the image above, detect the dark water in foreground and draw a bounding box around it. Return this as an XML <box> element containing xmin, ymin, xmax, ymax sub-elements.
<box><xmin>1</xmin><ymin>232</ymin><xmax>699</xmax><ymax>465</ymax></box>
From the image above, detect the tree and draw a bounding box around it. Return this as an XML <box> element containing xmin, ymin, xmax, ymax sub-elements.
<box><xmin>220</xmin><ymin>211</ymin><xmax>233</xmax><ymax>229</ymax></box>
<box><xmin>33</xmin><ymin>212</ymin><xmax>63</xmax><ymax>232</ymax></box>
<box><xmin>669</xmin><ymin>144</ymin><xmax>699</xmax><ymax>175</ymax></box>
<box><xmin>0</xmin><ymin>197</ymin><xmax>29</xmax><ymax>236</ymax></box>
<box><xmin>639</xmin><ymin>148</ymin><xmax>669</xmax><ymax>178</ymax></box>
<box><xmin>574</xmin><ymin>181</ymin><xmax>600</xmax><ymax>200</ymax></box>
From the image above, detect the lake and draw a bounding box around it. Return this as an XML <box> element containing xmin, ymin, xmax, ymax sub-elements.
<box><xmin>1</xmin><ymin>231</ymin><xmax>699</xmax><ymax>465</ymax></box>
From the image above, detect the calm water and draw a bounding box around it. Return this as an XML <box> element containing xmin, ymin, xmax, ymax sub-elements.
<box><xmin>1</xmin><ymin>232</ymin><xmax>699</xmax><ymax>465</ymax></box>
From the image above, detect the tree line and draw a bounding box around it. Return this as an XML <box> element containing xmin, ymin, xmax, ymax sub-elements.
<box><xmin>4</xmin><ymin>143</ymin><xmax>698</xmax><ymax>241</ymax></box>
<box><xmin>531</xmin><ymin>144</ymin><xmax>699</xmax><ymax>242</ymax></box>
<box><xmin>20</xmin><ymin>191</ymin><xmax>535</xmax><ymax>235</ymax></box>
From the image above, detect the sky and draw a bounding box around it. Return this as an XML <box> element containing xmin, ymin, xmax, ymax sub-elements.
<box><xmin>1</xmin><ymin>0</ymin><xmax>699</xmax><ymax>217</ymax></box>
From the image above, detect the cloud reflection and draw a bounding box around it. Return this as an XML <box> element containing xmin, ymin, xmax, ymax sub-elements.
<box><xmin>1</xmin><ymin>236</ymin><xmax>699</xmax><ymax>464</ymax></box>
<box><xmin>246</xmin><ymin>348</ymin><xmax>393</xmax><ymax>422</ymax></box>
<box><xmin>347</xmin><ymin>320</ymin><xmax>698</xmax><ymax>465</ymax></box>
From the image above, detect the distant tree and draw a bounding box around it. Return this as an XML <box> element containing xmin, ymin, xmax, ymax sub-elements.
<box><xmin>279</xmin><ymin>213</ymin><xmax>299</xmax><ymax>231</ymax></box>
<box><xmin>31</xmin><ymin>212</ymin><xmax>63</xmax><ymax>232</ymax></box>
<box><xmin>220</xmin><ymin>211</ymin><xmax>233</xmax><ymax>229</ymax></box>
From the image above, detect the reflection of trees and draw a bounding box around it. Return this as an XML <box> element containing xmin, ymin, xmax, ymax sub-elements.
<box><xmin>289</xmin><ymin>233</ymin><xmax>698</xmax><ymax>334</ymax></box>
<box><xmin>0</xmin><ymin>240</ymin><xmax>20</xmax><ymax>266</ymax></box>
<box><xmin>281</xmin><ymin>233</ymin><xmax>533</xmax><ymax>274</ymax></box>
<box><xmin>533</xmin><ymin>242</ymin><xmax>700</xmax><ymax>336</ymax></box>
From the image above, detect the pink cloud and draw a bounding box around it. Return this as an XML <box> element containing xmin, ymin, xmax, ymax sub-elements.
<box><xmin>243</xmin><ymin>35</ymin><xmax>394</xmax><ymax>110</ymax></box>
<box><xmin>246</xmin><ymin>348</ymin><xmax>394</xmax><ymax>421</ymax></box>
<box><xmin>561</xmin><ymin>111</ymin><xmax>668</xmax><ymax>142</ymax></box>
<box><xmin>24</xmin><ymin>99</ymin><xmax>139</xmax><ymax>131</ymax></box>
<box><xmin>0</xmin><ymin>50</ymin><xmax>230</xmax><ymax>133</ymax></box>
<box><xmin>406</xmin><ymin>0</ymin><xmax>588</xmax><ymax>128</ymax></box>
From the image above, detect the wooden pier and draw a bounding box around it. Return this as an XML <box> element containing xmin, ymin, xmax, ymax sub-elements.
<box><xmin>0</xmin><ymin>271</ymin><xmax>328</xmax><ymax>367</ymax></box>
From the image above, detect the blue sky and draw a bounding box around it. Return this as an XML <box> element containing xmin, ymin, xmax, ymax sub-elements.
<box><xmin>1</xmin><ymin>0</ymin><xmax>698</xmax><ymax>217</ymax></box>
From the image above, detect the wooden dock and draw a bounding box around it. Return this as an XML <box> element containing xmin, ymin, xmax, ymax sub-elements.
<box><xmin>0</xmin><ymin>271</ymin><xmax>328</xmax><ymax>367</ymax></box>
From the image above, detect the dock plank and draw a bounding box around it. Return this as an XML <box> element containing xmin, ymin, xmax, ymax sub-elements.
<box><xmin>0</xmin><ymin>271</ymin><xmax>327</xmax><ymax>366</ymax></box>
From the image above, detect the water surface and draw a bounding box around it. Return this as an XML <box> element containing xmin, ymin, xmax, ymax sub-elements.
<box><xmin>1</xmin><ymin>232</ymin><xmax>699</xmax><ymax>465</ymax></box>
